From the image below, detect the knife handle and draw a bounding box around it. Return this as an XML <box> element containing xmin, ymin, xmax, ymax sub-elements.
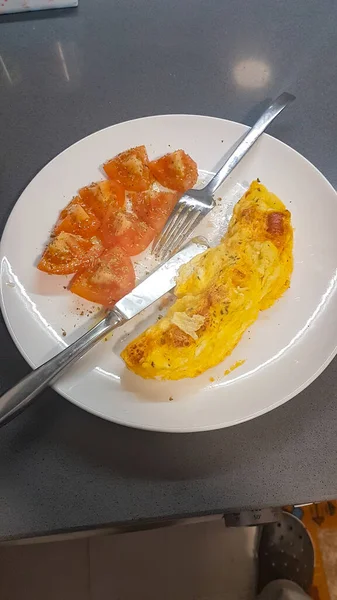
<box><xmin>0</xmin><ymin>309</ymin><xmax>125</xmax><ymax>427</ymax></box>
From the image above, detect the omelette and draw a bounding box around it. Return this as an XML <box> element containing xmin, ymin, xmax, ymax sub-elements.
<box><xmin>121</xmin><ymin>181</ymin><xmax>293</xmax><ymax>380</ymax></box>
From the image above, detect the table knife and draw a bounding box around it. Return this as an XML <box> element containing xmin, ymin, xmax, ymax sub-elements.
<box><xmin>0</xmin><ymin>237</ymin><xmax>208</xmax><ymax>427</ymax></box>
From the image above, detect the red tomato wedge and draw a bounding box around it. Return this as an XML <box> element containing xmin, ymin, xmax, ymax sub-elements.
<box><xmin>54</xmin><ymin>197</ymin><xmax>101</xmax><ymax>239</ymax></box>
<box><xmin>79</xmin><ymin>180</ymin><xmax>125</xmax><ymax>220</ymax></box>
<box><xmin>103</xmin><ymin>145</ymin><xmax>152</xmax><ymax>192</ymax></box>
<box><xmin>131</xmin><ymin>190</ymin><xmax>180</xmax><ymax>234</ymax></box>
<box><xmin>70</xmin><ymin>247</ymin><xmax>135</xmax><ymax>307</ymax></box>
<box><xmin>149</xmin><ymin>150</ymin><xmax>198</xmax><ymax>192</ymax></box>
<box><xmin>101</xmin><ymin>208</ymin><xmax>155</xmax><ymax>256</ymax></box>
<box><xmin>37</xmin><ymin>233</ymin><xmax>103</xmax><ymax>275</ymax></box>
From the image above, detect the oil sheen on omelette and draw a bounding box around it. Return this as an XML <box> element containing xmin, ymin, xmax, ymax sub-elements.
<box><xmin>121</xmin><ymin>181</ymin><xmax>293</xmax><ymax>380</ymax></box>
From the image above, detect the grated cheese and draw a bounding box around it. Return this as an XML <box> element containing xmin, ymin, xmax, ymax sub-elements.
<box><xmin>171</xmin><ymin>312</ymin><xmax>205</xmax><ymax>340</ymax></box>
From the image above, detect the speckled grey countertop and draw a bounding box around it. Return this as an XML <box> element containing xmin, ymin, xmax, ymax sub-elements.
<box><xmin>1</xmin><ymin>0</ymin><xmax>337</xmax><ymax>541</ymax></box>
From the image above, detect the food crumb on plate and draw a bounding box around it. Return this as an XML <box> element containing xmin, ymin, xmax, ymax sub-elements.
<box><xmin>224</xmin><ymin>359</ymin><xmax>245</xmax><ymax>376</ymax></box>
<box><xmin>209</xmin><ymin>376</ymin><xmax>215</xmax><ymax>382</ymax></box>
<box><xmin>159</xmin><ymin>293</ymin><xmax>172</xmax><ymax>310</ymax></box>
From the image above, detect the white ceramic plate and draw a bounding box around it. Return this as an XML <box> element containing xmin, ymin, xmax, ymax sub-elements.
<box><xmin>1</xmin><ymin>115</ymin><xmax>337</xmax><ymax>432</ymax></box>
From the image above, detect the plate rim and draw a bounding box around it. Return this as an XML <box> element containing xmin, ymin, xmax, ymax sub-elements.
<box><xmin>1</xmin><ymin>113</ymin><xmax>337</xmax><ymax>432</ymax></box>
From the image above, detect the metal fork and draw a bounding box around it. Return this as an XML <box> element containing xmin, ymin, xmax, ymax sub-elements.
<box><xmin>153</xmin><ymin>92</ymin><xmax>295</xmax><ymax>260</ymax></box>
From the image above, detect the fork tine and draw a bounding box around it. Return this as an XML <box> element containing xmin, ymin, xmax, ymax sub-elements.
<box><xmin>167</xmin><ymin>210</ymin><xmax>204</xmax><ymax>254</ymax></box>
<box><xmin>153</xmin><ymin>202</ymin><xmax>190</xmax><ymax>254</ymax></box>
<box><xmin>161</xmin><ymin>210</ymin><xmax>201</xmax><ymax>257</ymax></box>
<box><xmin>155</xmin><ymin>205</ymin><xmax>194</xmax><ymax>258</ymax></box>
<box><xmin>152</xmin><ymin>201</ymin><xmax>185</xmax><ymax>254</ymax></box>
<box><xmin>158</xmin><ymin>209</ymin><xmax>206</xmax><ymax>260</ymax></box>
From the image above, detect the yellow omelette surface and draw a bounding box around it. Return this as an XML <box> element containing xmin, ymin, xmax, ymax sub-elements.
<box><xmin>121</xmin><ymin>181</ymin><xmax>293</xmax><ymax>380</ymax></box>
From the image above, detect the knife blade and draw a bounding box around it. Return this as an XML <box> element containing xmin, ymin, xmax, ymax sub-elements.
<box><xmin>0</xmin><ymin>237</ymin><xmax>209</xmax><ymax>426</ymax></box>
<box><xmin>115</xmin><ymin>236</ymin><xmax>208</xmax><ymax>320</ymax></box>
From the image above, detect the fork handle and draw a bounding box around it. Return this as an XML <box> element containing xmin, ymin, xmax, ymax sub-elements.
<box><xmin>204</xmin><ymin>92</ymin><xmax>295</xmax><ymax>197</ymax></box>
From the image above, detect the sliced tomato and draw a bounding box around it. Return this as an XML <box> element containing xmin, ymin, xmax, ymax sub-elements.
<box><xmin>79</xmin><ymin>180</ymin><xmax>125</xmax><ymax>220</ymax></box>
<box><xmin>54</xmin><ymin>196</ymin><xmax>101</xmax><ymax>238</ymax></box>
<box><xmin>131</xmin><ymin>190</ymin><xmax>180</xmax><ymax>234</ymax></box>
<box><xmin>149</xmin><ymin>149</ymin><xmax>198</xmax><ymax>192</ymax></box>
<box><xmin>70</xmin><ymin>247</ymin><xmax>135</xmax><ymax>307</ymax></box>
<box><xmin>103</xmin><ymin>145</ymin><xmax>152</xmax><ymax>192</ymax></box>
<box><xmin>37</xmin><ymin>233</ymin><xmax>103</xmax><ymax>275</ymax></box>
<box><xmin>100</xmin><ymin>207</ymin><xmax>155</xmax><ymax>256</ymax></box>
